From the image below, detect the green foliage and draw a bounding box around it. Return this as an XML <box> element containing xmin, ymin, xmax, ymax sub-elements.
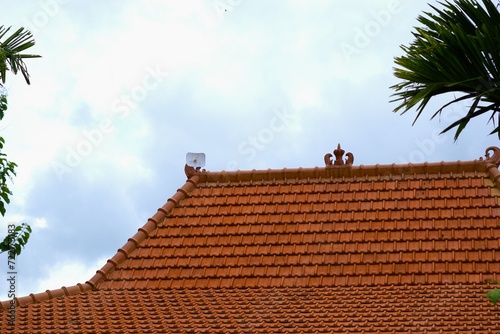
<box><xmin>0</xmin><ymin>91</ymin><xmax>6</xmax><ymax>120</ymax></box>
<box><xmin>0</xmin><ymin>91</ymin><xmax>16</xmax><ymax>217</ymax></box>
<box><xmin>0</xmin><ymin>25</ymin><xmax>39</xmax><ymax>257</ymax></box>
<box><xmin>0</xmin><ymin>25</ymin><xmax>40</xmax><ymax>86</ymax></box>
<box><xmin>485</xmin><ymin>279</ymin><xmax>500</xmax><ymax>305</ymax></box>
<box><xmin>0</xmin><ymin>91</ymin><xmax>28</xmax><ymax>256</ymax></box>
<box><xmin>0</xmin><ymin>223</ymin><xmax>32</xmax><ymax>257</ymax></box>
<box><xmin>0</xmin><ymin>137</ymin><xmax>16</xmax><ymax>217</ymax></box>
<box><xmin>486</xmin><ymin>289</ymin><xmax>500</xmax><ymax>305</ymax></box>
<box><xmin>391</xmin><ymin>0</ymin><xmax>500</xmax><ymax>140</ymax></box>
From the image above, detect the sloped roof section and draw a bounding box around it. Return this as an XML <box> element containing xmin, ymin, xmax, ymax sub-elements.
<box><xmin>1</xmin><ymin>145</ymin><xmax>500</xmax><ymax>333</ymax></box>
<box><xmin>97</xmin><ymin>146</ymin><xmax>500</xmax><ymax>290</ymax></box>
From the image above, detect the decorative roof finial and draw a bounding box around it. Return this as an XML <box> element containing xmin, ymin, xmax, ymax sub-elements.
<box><xmin>485</xmin><ymin>146</ymin><xmax>500</xmax><ymax>166</ymax></box>
<box><xmin>324</xmin><ymin>144</ymin><xmax>354</xmax><ymax>167</ymax></box>
<box><xmin>184</xmin><ymin>164</ymin><xmax>206</xmax><ymax>178</ymax></box>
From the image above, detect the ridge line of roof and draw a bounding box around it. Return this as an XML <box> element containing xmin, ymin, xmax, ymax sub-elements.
<box><xmin>194</xmin><ymin>159</ymin><xmax>487</xmax><ymax>183</ymax></box>
<box><xmin>0</xmin><ymin>282</ymin><xmax>92</xmax><ymax>310</ymax></box>
<box><xmin>0</xmin><ymin>175</ymin><xmax>201</xmax><ymax>310</ymax></box>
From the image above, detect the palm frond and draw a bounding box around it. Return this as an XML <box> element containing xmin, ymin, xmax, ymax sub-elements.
<box><xmin>391</xmin><ymin>0</ymin><xmax>500</xmax><ymax>139</ymax></box>
<box><xmin>0</xmin><ymin>25</ymin><xmax>41</xmax><ymax>85</ymax></box>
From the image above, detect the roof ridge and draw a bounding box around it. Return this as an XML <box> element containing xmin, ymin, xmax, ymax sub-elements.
<box><xmin>1</xmin><ymin>283</ymin><xmax>93</xmax><ymax>310</ymax></box>
<box><xmin>0</xmin><ymin>175</ymin><xmax>201</xmax><ymax>310</ymax></box>
<box><xmin>188</xmin><ymin>159</ymin><xmax>488</xmax><ymax>183</ymax></box>
<box><xmin>185</xmin><ymin>146</ymin><xmax>500</xmax><ymax>184</ymax></box>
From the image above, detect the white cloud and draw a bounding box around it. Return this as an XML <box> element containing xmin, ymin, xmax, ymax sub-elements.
<box><xmin>33</xmin><ymin>217</ymin><xmax>48</xmax><ymax>229</ymax></box>
<box><xmin>1</xmin><ymin>215</ymin><xmax>49</xmax><ymax>232</ymax></box>
<box><xmin>34</xmin><ymin>257</ymin><xmax>108</xmax><ymax>293</ymax></box>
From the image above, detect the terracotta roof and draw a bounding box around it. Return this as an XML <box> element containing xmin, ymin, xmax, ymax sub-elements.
<box><xmin>4</xmin><ymin>285</ymin><xmax>499</xmax><ymax>333</ymax></box>
<box><xmin>2</xmin><ymin>145</ymin><xmax>500</xmax><ymax>333</ymax></box>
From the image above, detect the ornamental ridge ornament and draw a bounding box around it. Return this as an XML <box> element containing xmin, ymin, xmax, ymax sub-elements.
<box><xmin>324</xmin><ymin>144</ymin><xmax>354</xmax><ymax>167</ymax></box>
<box><xmin>184</xmin><ymin>164</ymin><xmax>206</xmax><ymax>178</ymax></box>
<box><xmin>485</xmin><ymin>146</ymin><xmax>500</xmax><ymax>166</ymax></box>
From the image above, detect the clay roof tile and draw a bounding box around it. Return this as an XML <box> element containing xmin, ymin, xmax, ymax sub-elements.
<box><xmin>2</xmin><ymin>146</ymin><xmax>500</xmax><ymax>333</ymax></box>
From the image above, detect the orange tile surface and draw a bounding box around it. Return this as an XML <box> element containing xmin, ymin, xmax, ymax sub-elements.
<box><xmin>99</xmin><ymin>169</ymin><xmax>500</xmax><ymax>290</ymax></box>
<box><xmin>1</xmin><ymin>146</ymin><xmax>500</xmax><ymax>333</ymax></box>
<box><xmin>2</xmin><ymin>285</ymin><xmax>500</xmax><ymax>333</ymax></box>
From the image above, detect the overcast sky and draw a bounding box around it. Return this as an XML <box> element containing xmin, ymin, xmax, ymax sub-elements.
<box><xmin>1</xmin><ymin>0</ymin><xmax>498</xmax><ymax>300</ymax></box>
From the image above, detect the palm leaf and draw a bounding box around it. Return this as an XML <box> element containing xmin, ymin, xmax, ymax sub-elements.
<box><xmin>391</xmin><ymin>0</ymin><xmax>500</xmax><ymax>139</ymax></box>
<box><xmin>0</xmin><ymin>25</ymin><xmax>41</xmax><ymax>85</ymax></box>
